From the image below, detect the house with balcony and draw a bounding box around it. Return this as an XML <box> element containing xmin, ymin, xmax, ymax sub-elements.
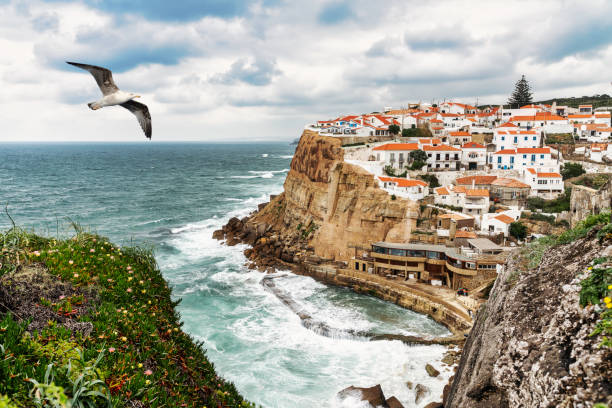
<box><xmin>490</xmin><ymin>147</ymin><xmax>558</xmax><ymax>172</ymax></box>
<box><xmin>424</xmin><ymin>144</ymin><xmax>461</xmax><ymax>170</ymax></box>
<box><xmin>448</xmin><ymin>131</ymin><xmax>472</xmax><ymax>146</ymax></box>
<box><xmin>372</xmin><ymin>143</ymin><xmax>419</xmax><ymax>169</ymax></box>
<box><xmin>522</xmin><ymin>168</ymin><xmax>564</xmax><ymax>199</ymax></box>
<box><xmin>460</xmin><ymin>142</ymin><xmax>487</xmax><ymax>170</ymax></box>
<box><xmin>351</xmin><ymin>242</ymin><xmax>504</xmax><ymax>290</ymax></box>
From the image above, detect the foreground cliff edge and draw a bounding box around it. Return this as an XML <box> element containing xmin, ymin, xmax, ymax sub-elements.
<box><xmin>0</xmin><ymin>227</ymin><xmax>252</xmax><ymax>407</ymax></box>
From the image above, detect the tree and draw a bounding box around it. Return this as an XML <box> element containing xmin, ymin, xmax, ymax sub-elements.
<box><xmin>402</xmin><ymin>128</ymin><xmax>415</xmax><ymax>137</ymax></box>
<box><xmin>419</xmin><ymin>174</ymin><xmax>440</xmax><ymax>188</ymax></box>
<box><xmin>509</xmin><ymin>221</ymin><xmax>527</xmax><ymax>240</ymax></box>
<box><xmin>561</xmin><ymin>162</ymin><xmax>585</xmax><ymax>180</ymax></box>
<box><xmin>508</xmin><ymin>75</ymin><xmax>533</xmax><ymax>108</ymax></box>
<box><xmin>388</xmin><ymin>124</ymin><xmax>400</xmax><ymax>135</ymax></box>
<box><xmin>410</xmin><ymin>160</ymin><xmax>426</xmax><ymax>170</ymax></box>
<box><xmin>409</xmin><ymin>149</ymin><xmax>428</xmax><ymax>163</ymax></box>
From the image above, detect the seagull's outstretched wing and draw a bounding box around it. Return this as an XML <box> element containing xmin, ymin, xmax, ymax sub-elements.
<box><xmin>120</xmin><ymin>100</ymin><xmax>152</xmax><ymax>139</ymax></box>
<box><xmin>66</xmin><ymin>61</ymin><xmax>119</xmax><ymax>96</ymax></box>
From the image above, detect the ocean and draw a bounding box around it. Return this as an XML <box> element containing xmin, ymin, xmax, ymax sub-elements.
<box><xmin>0</xmin><ymin>142</ymin><xmax>452</xmax><ymax>407</ymax></box>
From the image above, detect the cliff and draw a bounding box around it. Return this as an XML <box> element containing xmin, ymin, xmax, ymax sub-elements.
<box><xmin>222</xmin><ymin>130</ymin><xmax>419</xmax><ymax>264</ymax></box>
<box><xmin>444</xmin><ymin>217</ymin><xmax>612</xmax><ymax>407</ymax></box>
<box><xmin>0</xmin><ymin>227</ymin><xmax>251</xmax><ymax>407</ymax></box>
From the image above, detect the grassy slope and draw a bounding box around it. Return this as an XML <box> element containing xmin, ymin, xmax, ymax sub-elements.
<box><xmin>0</xmin><ymin>227</ymin><xmax>253</xmax><ymax>408</ymax></box>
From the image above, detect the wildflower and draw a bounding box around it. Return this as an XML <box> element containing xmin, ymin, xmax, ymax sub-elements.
<box><xmin>588</xmin><ymin>266</ymin><xmax>592</xmax><ymax>270</ymax></box>
<box><xmin>137</xmin><ymin>363</ymin><xmax>143</xmax><ymax>368</ymax></box>
<box><xmin>107</xmin><ymin>278</ymin><xmax>113</xmax><ymax>282</ymax></box>
<box><xmin>127</xmin><ymin>288</ymin><xmax>132</xmax><ymax>293</ymax></box>
<box><xmin>123</xmin><ymin>310</ymin><xmax>128</xmax><ymax>315</ymax></box>
<box><xmin>605</xmin><ymin>297</ymin><xmax>611</xmax><ymax>304</ymax></box>
<box><xmin>121</xmin><ymin>336</ymin><xmax>127</xmax><ymax>342</ymax></box>
<box><xmin>607</xmin><ymin>303</ymin><xmax>612</xmax><ymax>309</ymax></box>
<box><xmin>90</xmin><ymin>248</ymin><xmax>95</xmax><ymax>253</ymax></box>
<box><xmin>128</xmin><ymin>277</ymin><xmax>133</xmax><ymax>282</ymax></box>
<box><xmin>144</xmin><ymin>369</ymin><xmax>152</xmax><ymax>376</ymax></box>
<box><xmin>148</xmin><ymin>300</ymin><xmax>151</xmax><ymax>305</ymax></box>
<box><xmin>173</xmin><ymin>328</ymin><xmax>178</xmax><ymax>332</ymax></box>
<box><xmin>73</xmin><ymin>273</ymin><xmax>79</xmax><ymax>278</ymax></box>
<box><xmin>608</xmin><ymin>285</ymin><xmax>612</xmax><ymax>290</ymax></box>
<box><xmin>69</xmin><ymin>260</ymin><xmax>74</xmax><ymax>265</ymax></box>
<box><xmin>139</xmin><ymin>280</ymin><xmax>144</xmax><ymax>284</ymax></box>
<box><xmin>108</xmin><ymin>347</ymin><xmax>115</xmax><ymax>353</ymax></box>
<box><xmin>33</xmin><ymin>251</ymin><xmax>41</xmax><ymax>257</ymax></box>
<box><xmin>141</xmin><ymin>289</ymin><xmax>146</xmax><ymax>294</ymax></box>
<box><xmin>152</xmin><ymin>313</ymin><xmax>155</xmax><ymax>316</ymax></box>
<box><xmin>145</xmin><ymin>380</ymin><xmax>150</xmax><ymax>385</ymax></box>
<box><xmin>59</xmin><ymin>295</ymin><xmax>66</xmax><ymax>300</ymax></box>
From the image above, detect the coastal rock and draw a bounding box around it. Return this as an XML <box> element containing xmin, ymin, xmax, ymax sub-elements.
<box><xmin>425</xmin><ymin>363</ymin><xmax>440</xmax><ymax>377</ymax></box>
<box><xmin>385</xmin><ymin>396</ymin><xmax>404</xmax><ymax>408</ymax></box>
<box><xmin>337</xmin><ymin>385</ymin><xmax>387</xmax><ymax>407</ymax></box>
<box><xmin>415</xmin><ymin>384</ymin><xmax>429</xmax><ymax>404</ymax></box>
<box><xmin>423</xmin><ymin>403</ymin><xmax>443</xmax><ymax>408</ymax></box>
<box><xmin>212</xmin><ymin>229</ymin><xmax>224</xmax><ymax>240</ymax></box>
<box><xmin>445</xmin><ymin>226</ymin><xmax>612</xmax><ymax>407</ymax></box>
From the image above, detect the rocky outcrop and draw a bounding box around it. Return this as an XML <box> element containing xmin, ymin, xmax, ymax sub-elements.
<box><xmin>570</xmin><ymin>178</ymin><xmax>611</xmax><ymax>227</ymax></box>
<box><xmin>215</xmin><ymin>130</ymin><xmax>419</xmax><ymax>265</ymax></box>
<box><xmin>337</xmin><ymin>385</ymin><xmax>405</xmax><ymax>408</ymax></box>
<box><xmin>444</xmin><ymin>226</ymin><xmax>612</xmax><ymax>407</ymax></box>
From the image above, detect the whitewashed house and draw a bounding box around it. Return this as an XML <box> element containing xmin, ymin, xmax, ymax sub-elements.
<box><xmin>424</xmin><ymin>145</ymin><xmax>461</xmax><ymax>170</ymax></box>
<box><xmin>522</xmin><ymin>168</ymin><xmax>564</xmax><ymax>199</ymax></box>
<box><xmin>491</xmin><ymin>147</ymin><xmax>558</xmax><ymax>172</ymax></box>
<box><xmin>372</xmin><ymin>143</ymin><xmax>419</xmax><ymax>169</ymax></box>
<box><xmin>434</xmin><ymin>185</ymin><xmax>490</xmax><ymax>218</ymax></box>
<box><xmin>378</xmin><ymin>177</ymin><xmax>429</xmax><ymax>200</ymax></box>
<box><xmin>461</xmin><ymin>142</ymin><xmax>487</xmax><ymax>170</ymax></box>
<box><xmin>493</xmin><ymin>129</ymin><xmax>540</xmax><ymax>151</ymax></box>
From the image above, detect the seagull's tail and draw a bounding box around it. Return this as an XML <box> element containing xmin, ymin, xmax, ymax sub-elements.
<box><xmin>88</xmin><ymin>102</ymin><xmax>102</xmax><ymax>110</ymax></box>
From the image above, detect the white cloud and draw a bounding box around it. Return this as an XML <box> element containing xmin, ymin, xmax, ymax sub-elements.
<box><xmin>0</xmin><ymin>0</ymin><xmax>611</xmax><ymax>142</ymax></box>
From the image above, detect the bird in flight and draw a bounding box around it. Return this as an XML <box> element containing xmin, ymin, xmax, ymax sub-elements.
<box><xmin>66</xmin><ymin>61</ymin><xmax>152</xmax><ymax>139</ymax></box>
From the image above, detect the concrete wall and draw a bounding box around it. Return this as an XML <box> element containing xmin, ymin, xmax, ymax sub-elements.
<box><xmin>569</xmin><ymin>178</ymin><xmax>612</xmax><ymax>226</ymax></box>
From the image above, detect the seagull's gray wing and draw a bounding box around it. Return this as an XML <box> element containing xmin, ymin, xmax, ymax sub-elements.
<box><xmin>66</xmin><ymin>61</ymin><xmax>119</xmax><ymax>96</ymax></box>
<box><xmin>120</xmin><ymin>100</ymin><xmax>152</xmax><ymax>139</ymax></box>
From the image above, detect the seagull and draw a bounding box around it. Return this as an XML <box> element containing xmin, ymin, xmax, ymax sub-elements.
<box><xmin>66</xmin><ymin>61</ymin><xmax>152</xmax><ymax>139</ymax></box>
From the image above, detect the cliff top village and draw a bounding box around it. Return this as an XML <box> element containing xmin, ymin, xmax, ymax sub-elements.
<box><xmin>304</xmin><ymin>100</ymin><xmax>612</xmax><ymax>296</ymax></box>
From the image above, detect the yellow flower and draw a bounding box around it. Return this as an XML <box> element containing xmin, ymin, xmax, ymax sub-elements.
<box><xmin>588</xmin><ymin>266</ymin><xmax>593</xmax><ymax>270</ymax></box>
<box><xmin>607</xmin><ymin>303</ymin><xmax>612</xmax><ymax>309</ymax></box>
<box><xmin>123</xmin><ymin>310</ymin><xmax>127</xmax><ymax>315</ymax></box>
<box><xmin>121</xmin><ymin>336</ymin><xmax>127</xmax><ymax>342</ymax></box>
<box><xmin>173</xmin><ymin>327</ymin><xmax>178</xmax><ymax>332</ymax></box>
<box><xmin>128</xmin><ymin>277</ymin><xmax>133</xmax><ymax>282</ymax></box>
<box><xmin>145</xmin><ymin>380</ymin><xmax>150</xmax><ymax>385</ymax></box>
<box><xmin>608</xmin><ymin>284</ymin><xmax>612</xmax><ymax>290</ymax></box>
<box><xmin>605</xmin><ymin>297</ymin><xmax>612</xmax><ymax>304</ymax></box>
<box><xmin>138</xmin><ymin>363</ymin><xmax>143</xmax><ymax>368</ymax></box>
<box><xmin>141</xmin><ymin>289</ymin><xmax>146</xmax><ymax>294</ymax></box>
<box><xmin>148</xmin><ymin>300</ymin><xmax>151</xmax><ymax>305</ymax></box>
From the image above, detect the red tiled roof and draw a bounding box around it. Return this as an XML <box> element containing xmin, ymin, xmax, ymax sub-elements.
<box><xmin>516</xmin><ymin>148</ymin><xmax>550</xmax><ymax>154</ymax></box>
<box><xmin>454</xmin><ymin>230</ymin><xmax>477</xmax><ymax>238</ymax></box>
<box><xmin>493</xmin><ymin>149</ymin><xmax>516</xmax><ymax>155</ymax></box>
<box><xmin>499</xmin><ymin>122</ymin><xmax>518</xmax><ymax>128</ymax></box>
<box><xmin>423</xmin><ymin>144</ymin><xmax>461</xmax><ymax>152</ymax></box>
<box><xmin>372</xmin><ymin>143</ymin><xmax>419</xmax><ymax>151</ymax></box>
<box><xmin>537</xmin><ymin>172</ymin><xmax>562</xmax><ymax>178</ymax></box>
<box><xmin>490</xmin><ymin>178</ymin><xmax>530</xmax><ymax>188</ymax></box>
<box><xmin>494</xmin><ymin>214</ymin><xmax>514</xmax><ymax>224</ymax></box>
<box><xmin>455</xmin><ymin>175</ymin><xmax>497</xmax><ymax>185</ymax></box>
<box><xmin>465</xmin><ymin>189</ymin><xmax>490</xmax><ymax>197</ymax></box>
<box><xmin>449</xmin><ymin>131</ymin><xmax>471</xmax><ymax>136</ymax></box>
<box><xmin>435</xmin><ymin>187</ymin><xmax>450</xmax><ymax>195</ymax></box>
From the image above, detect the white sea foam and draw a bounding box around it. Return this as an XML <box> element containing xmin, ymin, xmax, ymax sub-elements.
<box><xmin>262</xmin><ymin>154</ymin><xmax>269</xmax><ymax>157</ymax></box>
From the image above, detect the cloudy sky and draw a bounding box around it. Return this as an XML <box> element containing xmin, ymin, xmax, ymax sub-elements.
<box><xmin>1</xmin><ymin>0</ymin><xmax>611</xmax><ymax>142</ymax></box>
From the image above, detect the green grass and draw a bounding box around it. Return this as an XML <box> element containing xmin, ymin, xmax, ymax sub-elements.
<box><xmin>0</xmin><ymin>226</ymin><xmax>254</xmax><ymax>407</ymax></box>
<box><xmin>526</xmin><ymin>188</ymin><xmax>571</xmax><ymax>213</ymax></box>
<box><xmin>573</xmin><ymin>174</ymin><xmax>610</xmax><ymax>191</ymax></box>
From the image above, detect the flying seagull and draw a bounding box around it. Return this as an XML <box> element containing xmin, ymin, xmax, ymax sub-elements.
<box><xmin>66</xmin><ymin>61</ymin><xmax>152</xmax><ymax>139</ymax></box>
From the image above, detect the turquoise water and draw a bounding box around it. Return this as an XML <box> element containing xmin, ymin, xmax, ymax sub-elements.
<box><xmin>0</xmin><ymin>143</ymin><xmax>452</xmax><ymax>407</ymax></box>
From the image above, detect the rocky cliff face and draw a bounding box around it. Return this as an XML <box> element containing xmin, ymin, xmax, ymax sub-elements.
<box><xmin>222</xmin><ymin>130</ymin><xmax>419</xmax><ymax>264</ymax></box>
<box><xmin>444</xmin><ymin>225</ymin><xmax>612</xmax><ymax>407</ymax></box>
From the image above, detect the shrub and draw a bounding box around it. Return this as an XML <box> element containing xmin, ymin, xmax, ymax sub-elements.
<box><xmin>419</xmin><ymin>174</ymin><xmax>440</xmax><ymax>188</ymax></box>
<box><xmin>561</xmin><ymin>162</ymin><xmax>585</xmax><ymax>180</ymax></box>
<box><xmin>509</xmin><ymin>222</ymin><xmax>527</xmax><ymax>240</ymax></box>
<box><xmin>526</xmin><ymin>188</ymin><xmax>571</xmax><ymax>213</ymax></box>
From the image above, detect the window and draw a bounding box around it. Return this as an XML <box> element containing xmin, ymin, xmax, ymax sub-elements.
<box><xmin>497</xmin><ymin>157</ymin><xmax>502</xmax><ymax>163</ymax></box>
<box><xmin>377</xmin><ymin>153</ymin><xmax>380</xmax><ymax>161</ymax></box>
<box><xmin>373</xmin><ymin>246</ymin><xmax>387</xmax><ymax>254</ymax></box>
<box><xmin>531</xmin><ymin>154</ymin><xmax>536</xmax><ymax>161</ymax></box>
<box><xmin>436</xmin><ymin>153</ymin><xmax>440</xmax><ymax>160</ymax></box>
<box><xmin>389</xmin><ymin>248</ymin><xmax>406</xmax><ymax>256</ymax></box>
<box><xmin>355</xmin><ymin>262</ymin><xmax>359</xmax><ymax>270</ymax></box>
<box><xmin>427</xmin><ymin>251</ymin><xmax>440</xmax><ymax>259</ymax></box>
<box><xmin>510</xmin><ymin>157</ymin><xmax>514</xmax><ymax>163</ymax></box>
<box><xmin>445</xmin><ymin>163</ymin><xmax>449</xmax><ymax>168</ymax></box>
<box><xmin>445</xmin><ymin>154</ymin><xmax>449</xmax><ymax>160</ymax></box>
<box><xmin>540</xmin><ymin>154</ymin><xmax>544</xmax><ymax>159</ymax></box>
<box><xmin>501</xmin><ymin>136</ymin><xmax>505</xmax><ymax>141</ymax></box>
<box><xmin>390</xmin><ymin>153</ymin><xmax>395</xmax><ymax>161</ymax></box>
<box><xmin>533</xmin><ymin>136</ymin><xmax>536</xmax><ymax>141</ymax></box>
<box><xmin>524</xmin><ymin>136</ymin><xmax>528</xmax><ymax>141</ymax></box>
<box><xmin>513</xmin><ymin>137</ymin><xmax>517</xmax><ymax>143</ymax></box>
<box><xmin>428</xmin><ymin>154</ymin><xmax>432</xmax><ymax>158</ymax></box>
<box><xmin>523</xmin><ymin>154</ymin><xmax>527</xmax><ymax>159</ymax></box>
<box><xmin>454</xmin><ymin>154</ymin><xmax>459</xmax><ymax>160</ymax></box>
<box><xmin>436</xmin><ymin>164</ymin><xmax>440</xmax><ymax>168</ymax></box>
<box><xmin>399</xmin><ymin>153</ymin><xmax>404</xmax><ymax>161</ymax></box>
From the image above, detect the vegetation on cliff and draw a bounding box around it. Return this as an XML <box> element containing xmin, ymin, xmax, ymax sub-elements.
<box><xmin>0</xmin><ymin>224</ymin><xmax>252</xmax><ymax>407</ymax></box>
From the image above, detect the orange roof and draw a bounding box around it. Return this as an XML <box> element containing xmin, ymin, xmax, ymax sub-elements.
<box><xmin>435</xmin><ymin>187</ymin><xmax>450</xmax><ymax>195</ymax></box>
<box><xmin>452</xmin><ymin>185</ymin><xmax>467</xmax><ymax>193</ymax></box>
<box><xmin>419</xmin><ymin>138</ymin><xmax>442</xmax><ymax>144</ymax></box>
<box><xmin>465</xmin><ymin>189</ymin><xmax>489</xmax><ymax>197</ymax></box>
<box><xmin>595</xmin><ymin>113</ymin><xmax>611</xmax><ymax>118</ymax></box>
<box><xmin>537</xmin><ymin>172</ymin><xmax>561</xmax><ymax>178</ymax></box>
<box><xmin>491</xmin><ymin>178</ymin><xmax>530</xmax><ymax>188</ymax></box>
<box><xmin>454</xmin><ymin>230</ymin><xmax>477</xmax><ymax>238</ymax></box>
<box><xmin>517</xmin><ymin>148</ymin><xmax>550</xmax><ymax>154</ymax></box>
<box><xmin>456</xmin><ymin>175</ymin><xmax>497</xmax><ymax>185</ymax></box>
<box><xmin>568</xmin><ymin>114</ymin><xmax>592</xmax><ymax>119</ymax></box>
<box><xmin>499</xmin><ymin>122</ymin><xmax>518</xmax><ymax>128</ymax></box>
<box><xmin>527</xmin><ymin>168</ymin><xmax>537</xmax><ymax>174</ymax></box>
<box><xmin>430</xmin><ymin>119</ymin><xmax>443</xmax><ymax>123</ymax></box>
<box><xmin>462</xmin><ymin>142</ymin><xmax>485</xmax><ymax>149</ymax></box>
<box><xmin>584</xmin><ymin>123</ymin><xmax>609</xmax><ymax>130</ymax></box>
<box><xmin>431</xmin><ymin>126</ymin><xmax>445</xmax><ymax>130</ymax></box>
<box><xmin>494</xmin><ymin>214</ymin><xmax>514</xmax><ymax>224</ymax></box>
<box><xmin>372</xmin><ymin>143</ymin><xmax>419</xmax><ymax>151</ymax></box>
<box><xmin>449</xmin><ymin>131</ymin><xmax>470</xmax><ymax>136</ymax></box>
<box><xmin>509</xmin><ymin>113</ymin><xmax>566</xmax><ymax>122</ymax></box>
<box><xmin>379</xmin><ymin>177</ymin><xmax>428</xmax><ymax>187</ymax></box>
<box><xmin>423</xmin><ymin>144</ymin><xmax>461</xmax><ymax>152</ymax></box>
<box><xmin>439</xmin><ymin>213</ymin><xmax>472</xmax><ymax>220</ymax></box>
<box><xmin>496</xmin><ymin>130</ymin><xmax>538</xmax><ymax>135</ymax></box>
<box><xmin>493</xmin><ymin>149</ymin><xmax>516</xmax><ymax>155</ymax></box>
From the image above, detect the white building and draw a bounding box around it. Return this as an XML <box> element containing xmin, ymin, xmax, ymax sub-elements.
<box><xmin>461</xmin><ymin>142</ymin><xmax>487</xmax><ymax>170</ymax></box>
<box><xmin>448</xmin><ymin>131</ymin><xmax>471</xmax><ymax>146</ymax></box>
<box><xmin>493</xmin><ymin>127</ymin><xmax>540</xmax><ymax>151</ymax></box>
<box><xmin>491</xmin><ymin>147</ymin><xmax>558</xmax><ymax>172</ymax></box>
<box><xmin>434</xmin><ymin>185</ymin><xmax>490</xmax><ymax>217</ymax></box>
<box><xmin>522</xmin><ymin>168</ymin><xmax>564</xmax><ymax>199</ymax></box>
<box><xmin>424</xmin><ymin>144</ymin><xmax>461</xmax><ymax>171</ymax></box>
<box><xmin>378</xmin><ymin>177</ymin><xmax>429</xmax><ymax>200</ymax></box>
<box><xmin>481</xmin><ymin>212</ymin><xmax>517</xmax><ymax>237</ymax></box>
<box><xmin>372</xmin><ymin>143</ymin><xmax>419</xmax><ymax>169</ymax></box>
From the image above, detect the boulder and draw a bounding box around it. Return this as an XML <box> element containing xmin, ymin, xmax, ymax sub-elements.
<box><xmin>338</xmin><ymin>385</ymin><xmax>386</xmax><ymax>407</ymax></box>
<box><xmin>385</xmin><ymin>396</ymin><xmax>404</xmax><ymax>408</ymax></box>
<box><xmin>405</xmin><ymin>381</ymin><xmax>413</xmax><ymax>390</ymax></box>
<box><xmin>426</xmin><ymin>363</ymin><xmax>440</xmax><ymax>377</ymax></box>
<box><xmin>423</xmin><ymin>403</ymin><xmax>443</xmax><ymax>408</ymax></box>
<box><xmin>415</xmin><ymin>384</ymin><xmax>429</xmax><ymax>404</ymax></box>
<box><xmin>212</xmin><ymin>229</ymin><xmax>224</xmax><ymax>240</ymax></box>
